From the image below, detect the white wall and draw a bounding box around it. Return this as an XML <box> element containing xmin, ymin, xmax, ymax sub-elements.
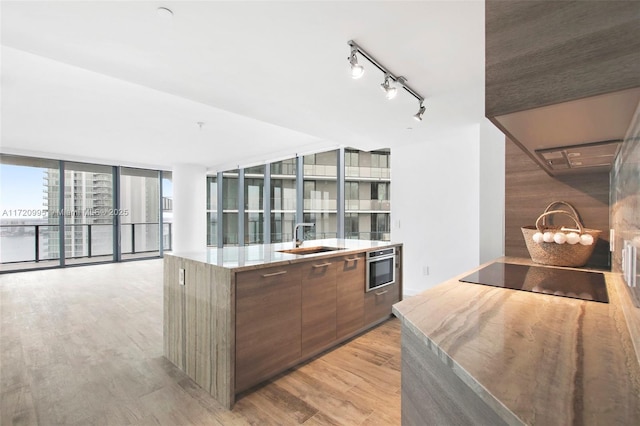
<box><xmin>392</xmin><ymin>122</ymin><xmax>505</xmax><ymax>295</ymax></box>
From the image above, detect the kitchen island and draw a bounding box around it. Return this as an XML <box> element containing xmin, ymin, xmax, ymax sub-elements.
<box><xmin>393</xmin><ymin>257</ymin><xmax>640</xmax><ymax>425</ymax></box>
<box><xmin>164</xmin><ymin>239</ymin><xmax>402</xmax><ymax>408</ymax></box>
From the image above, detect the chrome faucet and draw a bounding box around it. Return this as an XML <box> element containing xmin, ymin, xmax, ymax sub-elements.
<box><xmin>293</xmin><ymin>223</ymin><xmax>315</xmax><ymax>247</ymax></box>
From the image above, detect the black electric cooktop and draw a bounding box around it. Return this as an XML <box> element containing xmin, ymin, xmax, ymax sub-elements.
<box><xmin>459</xmin><ymin>262</ymin><xmax>609</xmax><ymax>303</ymax></box>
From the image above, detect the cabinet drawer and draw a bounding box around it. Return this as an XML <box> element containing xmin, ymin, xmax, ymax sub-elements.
<box><xmin>364</xmin><ymin>282</ymin><xmax>399</xmax><ymax>325</ymax></box>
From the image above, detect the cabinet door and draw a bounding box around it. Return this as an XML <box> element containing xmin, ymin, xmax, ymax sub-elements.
<box><xmin>336</xmin><ymin>253</ymin><xmax>365</xmax><ymax>339</ymax></box>
<box><xmin>486</xmin><ymin>0</ymin><xmax>640</xmax><ymax>117</ymax></box>
<box><xmin>301</xmin><ymin>260</ymin><xmax>337</xmax><ymax>357</ymax></box>
<box><xmin>235</xmin><ymin>264</ymin><xmax>302</xmax><ymax>392</ymax></box>
<box><xmin>364</xmin><ymin>282</ymin><xmax>399</xmax><ymax>325</ymax></box>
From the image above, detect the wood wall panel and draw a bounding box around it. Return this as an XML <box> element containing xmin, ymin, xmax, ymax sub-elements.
<box><xmin>163</xmin><ymin>256</ymin><xmax>185</xmax><ymax>370</ymax></box>
<box><xmin>486</xmin><ymin>0</ymin><xmax>640</xmax><ymax>117</ymax></box>
<box><xmin>505</xmin><ymin>139</ymin><xmax>611</xmax><ymax>269</ymax></box>
<box><xmin>209</xmin><ymin>265</ymin><xmax>234</xmax><ymax>407</ymax></box>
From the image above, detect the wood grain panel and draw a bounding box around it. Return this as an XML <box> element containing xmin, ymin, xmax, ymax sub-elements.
<box><xmin>184</xmin><ymin>259</ymin><xmax>198</xmax><ymax>380</ymax></box>
<box><xmin>163</xmin><ymin>256</ymin><xmax>185</xmax><ymax>370</ymax></box>
<box><xmin>235</xmin><ymin>264</ymin><xmax>302</xmax><ymax>393</ymax></box>
<box><xmin>336</xmin><ymin>253</ymin><xmax>365</xmax><ymax>339</ymax></box>
<box><xmin>364</xmin><ymin>282</ymin><xmax>399</xmax><ymax>325</ymax></box>
<box><xmin>301</xmin><ymin>261</ymin><xmax>337</xmax><ymax>357</ymax></box>
<box><xmin>505</xmin><ymin>139</ymin><xmax>611</xmax><ymax>269</ymax></box>
<box><xmin>486</xmin><ymin>0</ymin><xmax>640</xmax><ymax>117</ymax></box>
<box><xmin>395</xmin><ymin>246</ymin><xmax>403</xmax><ymax>298</ymax></box>
<box><xmin>401</xmin><ymin>327</ymin><xmax>509</xmax><ymax>426</ymax></box>
<box><xmin>208</xmin><ymin>265</ymin><xmax>234</xmax><ymax>408</ymax></box>
<box><xmin>193</xmin><ymin>260</ymin><xmax>212</xmax><ymax>393</ymax></box>
<box><xmin>163</xmin><ymin>257</ymin><xmax>234</xmax><ymax>408</ymax></box>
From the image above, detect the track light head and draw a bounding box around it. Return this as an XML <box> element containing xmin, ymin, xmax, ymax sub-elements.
<box><xmin>413</xmin><ymin>102</ymin><xmax>426</xmax><ymax>121</ymax></box>
<box><xmin>380</xmin><ymin>74</ymin><xmax>398</xmax><ymax>100</ymax></box>
<box><xmin>349</xmin><ymin>47</ymin><xmax>364</xmax><ymax>79</ymax></box>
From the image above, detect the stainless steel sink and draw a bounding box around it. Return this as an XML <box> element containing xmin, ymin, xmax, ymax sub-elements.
<box><xmin>278</xmin><ymin>246</ymin><xmax>343</xmax><ymax>255</ymax></box>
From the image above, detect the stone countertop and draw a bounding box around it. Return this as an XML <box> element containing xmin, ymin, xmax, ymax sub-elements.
<box><xmin>392</xmin><ymin>257</ymin><xmax>640</xmax><ymax>425</ymax></box>
<box><xmin>167</xmin><ymin>239</ymin><xmax>401</xmax><ymax>272</ymax></box>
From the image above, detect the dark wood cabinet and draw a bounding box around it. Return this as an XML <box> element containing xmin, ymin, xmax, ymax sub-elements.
<box><xmin>233</xmin><ymin>246</ymin><xmax>401</xmax><ymax>394</ymax></box>
<box><xmin>235</xmin><ymin>264</ymin><xmax>302</xmax><ymax>392</ymax></box>
<box><xmin>336</xmin><ymin>253</ymin><xmax>365</xmax><ymax>339</ymax></box>
<box><xmin>485</xmin><ymin>0</ymin><xmax>640</xmax><ymax>117</ymax></box>
<box><xmin>485</xmin><ymin>1</ymin><xmax>640</xmax><ymax>176</ymax></box>
<box><xmin>166</xmin><ymin>245</ymin><xmax>402</xmax><ymax>408</ymax></box>
<box><xmin>365</xmin><ymin>282</ymin><xmax>400</xmax><ymax>325</ymax></box>
<box><xmin>301</xmin><ymin>260</ymin><xmax>337</xmax><ymax>357</ymax></box>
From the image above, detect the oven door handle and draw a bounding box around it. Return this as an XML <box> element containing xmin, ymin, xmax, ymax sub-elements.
<box><xmin>366</xmin><ymin>254</ymin><xmax>395</xmax><ymax>263</ymax></box>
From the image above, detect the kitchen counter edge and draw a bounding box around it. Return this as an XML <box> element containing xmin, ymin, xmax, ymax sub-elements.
<box><xmin>166</xmin><ymin>239</ymin><xmax>402</xmax><ymax>272</ymax></box>
<box><xmin>392</xmin><ymin>256</ymin><xmax>640</xmax><ymax>425</ymax></box>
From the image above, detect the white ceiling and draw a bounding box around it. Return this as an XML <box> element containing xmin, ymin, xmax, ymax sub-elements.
<box><xmin>0</xmin><ymin>0</ymin><xmax>485</xmax><ymax>171</ymax></box>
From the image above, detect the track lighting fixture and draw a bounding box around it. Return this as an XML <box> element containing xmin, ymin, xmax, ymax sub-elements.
<box><xmin>347</xmin><ymin>40</ymin><xmax>425</xmax><ymax>121</ymax></box>
<box><xmin>349</xmin><ymin>46</ymin><xmax>365</xmax><ymax>79</ymax></box>
<box><xmin>413</xmin><ymin>102</ymin><xmax>426</xmax><ymax>121</ymax></box>
<box><xmin>380</xmin><ymin>74</ymin><xmax>397</xmax><ymax>100</ymax></box>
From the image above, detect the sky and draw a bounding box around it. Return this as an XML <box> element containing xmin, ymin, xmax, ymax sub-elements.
<box><xmin>0</xmin><ymin>164</ymin><xmax>47</xmax><ymax>214</ymax></box>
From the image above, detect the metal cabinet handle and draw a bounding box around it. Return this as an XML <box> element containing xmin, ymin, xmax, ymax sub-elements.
<box><xmin>345</xmin><ymin>257</ymin><xmax>359</xmax><ymax>262</ymax></box>
<box><xmin>261</xmin><ymin>270</ymin><xmax>287</xmax><ymax>277</ymax></box>
<box><xmin>375</xmin><ymin>289</ymin><xmax>389</xmax><ymax>296</ymax></box>
<box><xmin>313</xmin><ymin>262</ymin><xmax>332</xmax><ymax>268</ymax></box>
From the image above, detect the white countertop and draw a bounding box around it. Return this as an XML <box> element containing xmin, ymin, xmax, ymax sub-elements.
<box><xmin>167</xmin><ymin>238</ymin><xmax>401</xmax><ymax>271</ymax></box>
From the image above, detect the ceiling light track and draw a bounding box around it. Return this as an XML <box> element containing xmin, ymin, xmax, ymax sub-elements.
<box><xmin>347</xmin><ymin>39</ymin><xmax>425</xmax><ymax>120</ymax></box>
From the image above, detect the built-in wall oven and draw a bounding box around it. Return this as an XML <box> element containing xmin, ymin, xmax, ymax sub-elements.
<box><xmin>366</xmin><ymin>247</ymin><xmax>395</xmax><ymax>292</ymax></box>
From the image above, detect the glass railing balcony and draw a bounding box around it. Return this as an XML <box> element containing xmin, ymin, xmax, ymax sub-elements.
<box><xmin>303</xmin><ymin>199</ymin><xmax>338</xmax><ymax>210</ymax></box>
<box><xmin>0</xmin><ymin>222</ymin><xmax>172</xmax><ymax>268</ymax></box>
<box><xmin>345</xmin><ymin>231</ymin><xmax>391</xmax><ymax>241</ymax></box>
<box><xmin>303</xmin><ymin>164</ymin><xmax>338</xmax><ymax>177</ymax></box>
<box><xmin>345</xmin><ymin>167</ymin><xmax>391</xmax><ymax>179</ymax></box>
<box><xmin>345</xmin><ymin>200</ymin><xmax>391</xmax><ymax>211</ymax></box>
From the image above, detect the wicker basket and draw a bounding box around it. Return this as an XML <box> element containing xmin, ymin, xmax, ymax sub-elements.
<box><xmin>521</xmin><ymin>201</ymin><xmax>601</xmax><ymax>267</ymax></box>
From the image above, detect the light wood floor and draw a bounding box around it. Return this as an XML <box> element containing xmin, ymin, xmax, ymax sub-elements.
<box><xmin>0</xmin><ymin>260</ymin><xmax>401</xmax><ymax>425</ymax></box>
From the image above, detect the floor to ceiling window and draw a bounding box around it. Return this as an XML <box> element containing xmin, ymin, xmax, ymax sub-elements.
<box><xmin>206</xmin><ymin>148</ymin><xmax>391</xmax><ymax>247</ymax></box>
<box><xmin>0</xmin><ymin>155</ymin><xmax>60</xmax><ymax>271</ymax></box>
<box><xmin>0</xmin><ymin>154</ymin><xmax>170</xmax><ymax>272</ymax></box>
<box><xmin>206</xmin><ymin>175</ymin><xmax>218</xmax><ymax>246</ymax></box>
<box><xmin>162</xmin><ymin>171</ymin><xmax>173</xmax><ymax>252</ymax></box>
<box><xmin>120</xmin><ymin>167</ymin><xmax>160</xmax><ymax>260</ymax></box>
<box><xmin>222</xmin><ymin>170</ymin><xmax>239</xmax><ymax>246</ymax></box>
<box><xmin>244</xmin><ymin>166</ymin><xmax>265</xmax><ymax>245</ymax></box>
<box><xmin>61</xmin><ymin>162</ymin><xmax>114</xmax><ymax>265</ymax></box>
<box><xmin>270</xmin><ymin>159</ymin><xmax>296</xmax><ymax>243</ymax></box>
<box><xmin>303</xmin><ymin>150</ymin><xmax>338</xmax><ymax>239</ymax></box>
<box><xmin>345</xmin><ymin>149</ymin><xmax>391</xmax><ymax>241</ymax></box>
